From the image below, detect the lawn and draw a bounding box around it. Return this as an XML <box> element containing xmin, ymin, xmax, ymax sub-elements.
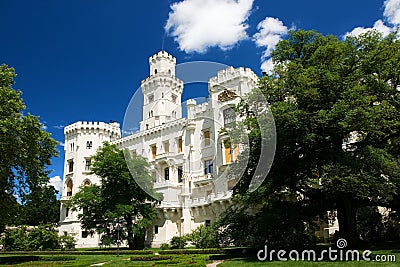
<box><xmin>220</xmin><ymin>250</ymin><xmax>399</xmax><ymax>267</ymax></box>
<box><xmin>0</xmin><ymin>249</ymin><xmax>398</xmax><ymax>266</ymax></box>
<box><xmin>0</xmin><ymin>253</ymin><xmax>210</xmax><ymax>266</ymax></box>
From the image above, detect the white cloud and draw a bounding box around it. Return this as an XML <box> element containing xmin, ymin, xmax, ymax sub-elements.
<box><xmin>48</xmin><ymin>176</ymin><xmax>63</xmax><ymax>193</ymax></box>
<box><xmin>384</xmin><ymin>0</ymin><xmax>400</xmax><ymax>25</ymax></box>
<box><xmin>165</xmin><ymin>0</ymin><xmax>253</xmax><ymax>53</ymax></box>
<box><xmin>253</xmin><ymin>17</ymin><xmax>288</xmax><ymax>74</ymax></box>
<box><xmin>54</xmin><ymin>125</ymin><xmax>65</xmax><ymax>130</ymax></box>
<box><xmin>58</xmin><ymin>141</ymin><xmax>65</xmax><ymax>147</ymax></box>
<box><xmin>344</xmin><ymin>19</ymin><xmax>393</xmax><ymax>38</ymax></box>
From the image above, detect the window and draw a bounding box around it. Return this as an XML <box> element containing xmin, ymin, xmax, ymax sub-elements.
<box><xmin>66</xmin><ymin>208</ymin><xmax>70</xmax><ymax>217</ymax></box>
<box><xmin>204</xmin><ymin>160</ymin><xmax>213</xmax><ymax>174</ymax></box>
<box><xmin>178</xmin><ymin>166</ymin><xmax>183</xmax><ymax>183</ymax></box>
<box><xmin>68</xmin><ymin>160</ymin><xmax>74</xmax><ymax>173</ymax></box>
<box><xmin>203</xmin><ymin>130</ymin><xmax>211</xmax><ymax>146</ymax></box>
<box><xmin>164</xmin><ymin>167</ymin><xmax>169</xmax><ymax>180</ymax></box>
<box><xmin>151</xmin><ymin>145</ymin><xmax>157</xmax><ymax>160</ymax></box>
<box><xmin>205</xmin><ymin>220</ymin><xmax>211</xmax><ymax>227</ymax></box>
<box><xmin>148</xmin><ymin>94</ymin><xmax>154</xmax><ymax>103</ymax></box>
<box><xmin>154</xmin><ymin>225</ymin><xmax>159</xmax><ymax>234</ymax></box>
<box><xmin>83</xmin><ymin>180</ymin><xmax>91</xmax><ymax>186</ymax></box>
<box><xmin>154</xmin><ymin>69</ymin><xmax>158</xmax><ymax>75</ymax></box>
<box><xmin>85</xmin><ymin>158</ymin><xmax>91</xmax><ymax>171</ymax></box>
<box><xmin>228</xmin><ymin>179</ymin><xmax>236</xmax><ymax>190</ymax></box>
<box><xmin>178</xmin><ymin>137</ymin><xmax>183</xmax><ymax>153</ymax></box>
<box><xmin>164</xmin><ymin>141</ymin><xmax>170</xmax><ymax>153</ymax></box>
<box><xmin>171</xmin><ymin>94</ymin><xmax>177</xmax><ymax>104</ymax></box>
<box><xmin>225</xmin><ymin>143</ymin><xmax>239</xmax><ymax>164</ymax></box>
<box><xmin>146</xmin><ymin>124</ymin><xmax>149</xmax><ymax>130</ymax></box>
<box><xmin>223</xmin><ymin>108</ymin><xmax>235</xmax><ymax>126</ymax></box>
<box><xmin>66</xmin><ymin>179</ymin><xmax>73</xmax><ymax>196</ymax></box>
<box><xmin>86</xmin><ymin>141</ymin><xmax>92</xmax><ymax>149</ymax></box>
<box><xmin>70</xmin><ymin>142</ymin><xmax>74</xmax><ymax>152</ymax></box>
<box><xmin>82</xmin><ymin>231</ymin><xmax>88</xmax><ymax>238</ymax></box>
<box><xmin>161</xmin><ymin>92</ymin><xmax>164</xmax><ymax>98</ymax></box>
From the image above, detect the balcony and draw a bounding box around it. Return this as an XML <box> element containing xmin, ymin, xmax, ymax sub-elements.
<box><xmin>192</xmin><ymin>173</ymin><xmax>213</xmax><ymax>185</ymax></box>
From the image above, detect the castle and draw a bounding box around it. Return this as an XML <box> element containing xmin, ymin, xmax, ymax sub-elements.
<box><xmin>59</xmin><ymin>51</ymin><xmax>259</xmax><ymax>247</ymax></box>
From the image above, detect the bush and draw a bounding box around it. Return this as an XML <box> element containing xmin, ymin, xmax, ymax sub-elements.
<box><xmin>131</xmin><ymin>255</ymin><xmax>172</xmax><ymax>261</ymax></box>
<box><xmin>1</xmin><ymin>224</ymin><xmax>59</xmax><ymax>251</ymax></box>
<box><xmin>170</xmin><ymin>236</ymin><xmax>187</xmax><ymax>249</ymax></box>
<box><xmin>160</xmin><ymin>243</ymin><xmax>170</xmax><ymax>250</ymax></box>
<box><xmin>0</xmin><ymin>255</ymin><xmax>39</xmax><ymax>264</ymax></box>
<box><xmin>59</xmin><ymin>232</ymin><xmax>76</xmax><ymax>250</ymax></box>
<box><xmin>186</xmin><ymin>225</ymin><xmax>219</xmax><ymax>249</ymax></box>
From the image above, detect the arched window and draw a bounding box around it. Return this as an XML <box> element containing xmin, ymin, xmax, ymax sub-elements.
<box><xmin>83</xmin><ymin>180</ymin><xmax>91</xmax><ymax>186</ymax></box>
<box><xmin>154</xmin><ymin>69</ymin><xmax>158</xmax><ymax>74</ymax></box>
<box><xmin>66</xmin><ymin>180</ymin><xmax>73</xmax><ymax>196</ymax></box>
<box><xmin>164</xmin><ymin>167</ymin><xmax>169</xmax><ymax>180</ymax></box>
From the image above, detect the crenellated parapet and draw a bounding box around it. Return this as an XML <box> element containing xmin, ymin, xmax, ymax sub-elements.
<box><xmin>141</xmin><ymin>74</ymin><xmax>183</xmax><ymax>92</ymax></box>
<box><xmin>149</xmin><ymin>51</ymin><xmax>176</xmax><ymax>64</ymax></box>
<box><xmin>209</xmin><ymin>66</ymin><xmax>259</xmax><ymax>87</ymax></box>
<box><xmin>64</xmin><ymin>121</ymin><xmax>121</xmax><ymax>140</ymax></box>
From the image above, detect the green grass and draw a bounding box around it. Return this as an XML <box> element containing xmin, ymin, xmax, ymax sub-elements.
<box><xmin>0</xmin><ymin>253</ymin><xmax>211</xmax><ymax>266</ymax></box>
<box><xmin>220</xmin><ymin>250</ymin><xmax>400</xmax><ymax>267</ymax></box>
<box><xmin>0</xmin><ymin>249</ymin><xmax>398</xmax><ymax>266</ymax></box>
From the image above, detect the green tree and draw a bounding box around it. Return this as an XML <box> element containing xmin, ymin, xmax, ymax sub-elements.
<box><xmin>229</xmin><ymin>30</ymin><xmax>400</xmax><ymax>247</ymax></box>
<box><xmin>69</xmin><ymin>143</ymin><xmax>157</xmax><ymax>249</ymax></box>
<box><xmin>19</xmin><ymin>185</ymin><xmax>60</xmax><ymax>226</ymax></box>
<box><xmin>0</xmin><ymin>64</ymin><xmax>58</xmax><ymax>231</ymax></box>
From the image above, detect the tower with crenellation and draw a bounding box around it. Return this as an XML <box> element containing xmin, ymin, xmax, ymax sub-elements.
<box><xmin>59</xmin><ymin>121</ymin><xmax>120</xmax><ymax>247</ymax></box>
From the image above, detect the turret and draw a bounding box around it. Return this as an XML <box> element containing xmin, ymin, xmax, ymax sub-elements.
<box><xmin>140</xmin><ymin>51</ymin><xmax>183</xmax><ymax>131</ymax></box>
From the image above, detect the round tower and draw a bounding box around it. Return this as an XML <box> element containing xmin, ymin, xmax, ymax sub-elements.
<box><xmin>59</xmin><ymin>121</ymin><xmax>121</xmax><ymax>247</ymax></box>
<box><xmin>140</xmin><ymin>51</ymin><xmax>183</xmax><ymax>131</ymax></box>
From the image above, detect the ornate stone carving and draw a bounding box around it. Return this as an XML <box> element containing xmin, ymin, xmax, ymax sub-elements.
<box><xmin>218</xmin><ymin>89</ymin><xmax>237</xmax><ymax>102</ymax></box>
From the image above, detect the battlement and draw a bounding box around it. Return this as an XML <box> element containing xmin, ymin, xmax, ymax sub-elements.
<box><xmin>64</xmin><ymin>121</ymin><xmax>121</xmax><ymax>137</ymax></box>
<box><xmin>141</xmin><ymin>74</ymin><xmax>183</xmax><ymax>90</ymax></box>
<box><xmin>149</xmin><ymin>51</ymin><xmax>176</xmax><ymax>64</ymax></box>
<box><xmin>209</xmin><ymin>66</ymin><xmax>259</xmax><ymax>86</ymax></box>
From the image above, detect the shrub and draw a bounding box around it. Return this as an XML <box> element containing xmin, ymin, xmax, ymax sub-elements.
<box><xmin>131</xmin><ymin>255</ymin><xmax>172</xmax><ymax>261</ymax></box>
<box><xmin>160</xmin><ymin>243</ymin><xmax>170</xmax><ymax>250</ymax></box>
<box><xmin>170</xmin><ymin>236</ymin><xmax>187</xmax><ymax>249</ymax></box>
<box><xmin>186</xmin><ymin>225</ymin><xmax>219</xmax><ymax>249</ymax></box>
<box><xmin>1</xmin><ymin>224</ymin><xmax>59</xmax><ymax>251</ymax></box>
<box><xmin>59</xmin><ymin>232</ymin><xmax>76</xmax><ymax>250</ymax></box>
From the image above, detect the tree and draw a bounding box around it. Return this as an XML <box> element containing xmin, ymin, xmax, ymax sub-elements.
<box><xmin>19</xmin><ymin>185</ymin><xmax>60</xmax><ymax>226</ymax></box>
<box><xmin>228</xmin><ymin>30</ymin><xmax>400</xmax><ymax>247</ymax></box>
<box><xmin>69</xmin><ymin>143</ymin><xmax>157</xmax><ymax>249</ymax></box>
<box><xmin>0</xmin><ymin>64</ymin><xmax>58</xmax><ymax>231</ymax></box>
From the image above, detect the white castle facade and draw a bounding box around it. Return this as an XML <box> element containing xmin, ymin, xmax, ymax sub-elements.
<box><xmin>59</xmin><ymin>51</ymin><xmax>259</xmax><ymax>248</ymax></box>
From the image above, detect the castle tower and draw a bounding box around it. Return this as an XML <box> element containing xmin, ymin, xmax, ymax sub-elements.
<box><xmin>140</xmin><ymin>51</ymin><xmax>184</xmax><ymax>131</ymax></box>
<box><xmin>59</xmin><ymin>121</ymin><xmax>121</xmax><ymax>247</ymax></box>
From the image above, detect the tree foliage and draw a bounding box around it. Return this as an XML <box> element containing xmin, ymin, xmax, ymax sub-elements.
<box><xmin>68</xmin><ymin>143</ymin><xmax>157</xmax><ymax>249</ymax></box>
<box><xmin>225</xmin><ymin>29</ymin><xmax>400</xmax><ymax>247</ymax></box>
<box><xmin>0</xmin><ymin>64</ymin><xmax>58</xmax><ymax>231</ymax></box>
<box><xmin>18</xmin><ymin>185</ymin><xmax>60</xmax><ymax>226</ymax></box>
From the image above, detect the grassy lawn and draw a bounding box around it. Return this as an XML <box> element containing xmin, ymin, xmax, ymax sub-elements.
<box><xmin>220</xmin><ymin>250</ymin><xmax>400</xmax><ymax>267</ymax></box>
<box><xmin>0</xmin><ymin>249</ymin><xmax>398</xmax><ymax>266</ymax></box>
<box><xmin>0</xmin><ymin>253</ymin><xmax>210</xmax><ymax>266</ymax></box>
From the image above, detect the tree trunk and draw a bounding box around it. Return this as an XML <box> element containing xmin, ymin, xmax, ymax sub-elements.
<box><xmin>337</xmin><ymin>196</ymin><xmax>360</xmax><ymax>248</ymax></box>
<box><xmin>125</xmin><ymin>215</ymin><xmax>135</xmax><ymax>250</ymax></box>
<box><xmin>132</xmin><ymin>229</ymin><xmax>145</xmax><ymax>250</ymax></box>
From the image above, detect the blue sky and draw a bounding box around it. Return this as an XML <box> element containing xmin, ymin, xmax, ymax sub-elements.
<box><xmin>0</xmin><ymin>0</ymin><xmax>397</xmax><ymax>194</ymax></box>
